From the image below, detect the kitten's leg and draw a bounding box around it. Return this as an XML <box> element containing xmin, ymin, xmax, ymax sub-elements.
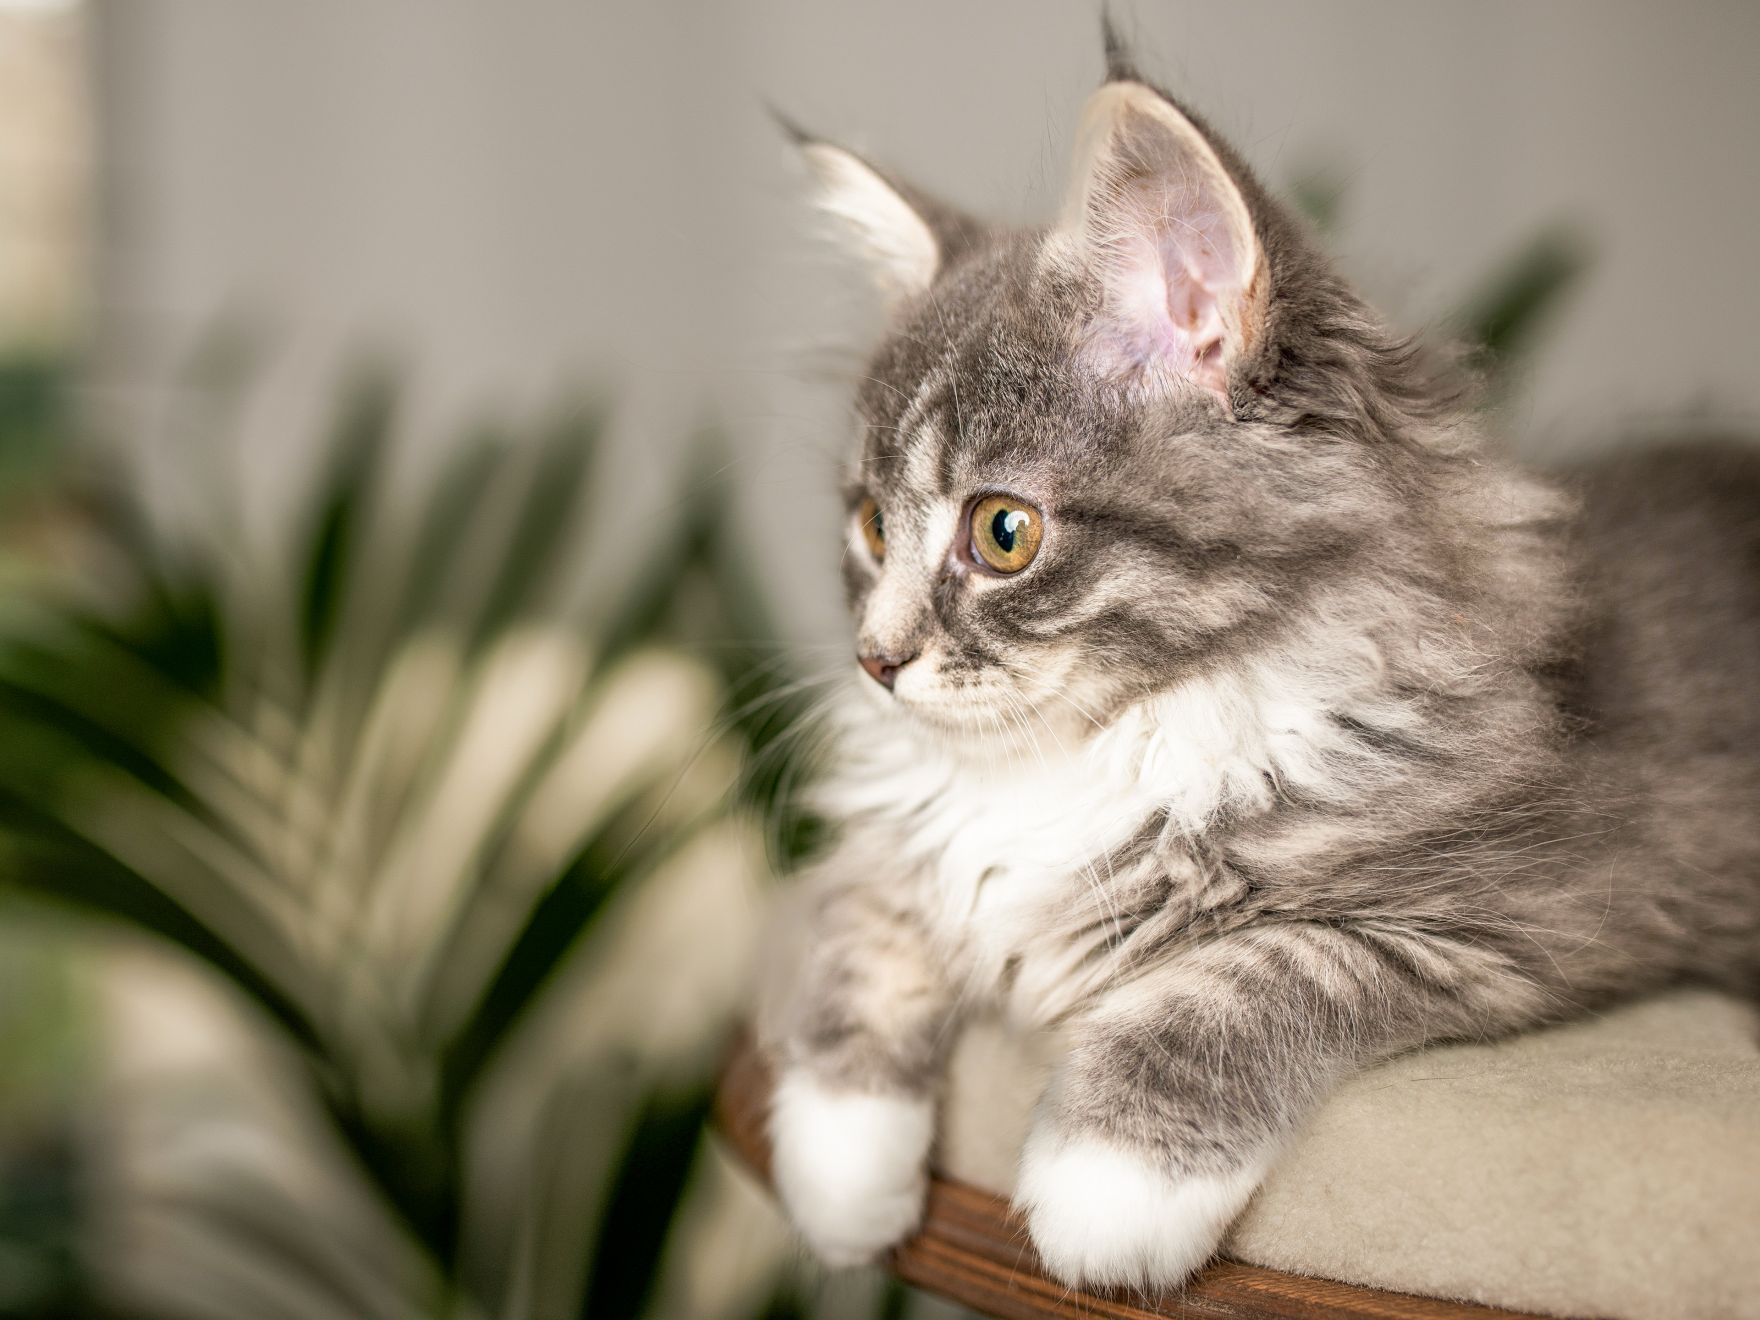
<box><xmin>1017</xmin><ymin>921</ymin><xmax>1540</xmax><ymax>1290</ymax></box>
<box><xmin>765</xmin><ymin>874</ymin><xmax>954</xmax><ymax>1267</ymax></box>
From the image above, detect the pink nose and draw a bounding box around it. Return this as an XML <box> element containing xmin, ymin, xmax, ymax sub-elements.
<box><xmin>858</xmin><ymin>650</ymin><xmax>916</xmax><ymax>691</ymax></box>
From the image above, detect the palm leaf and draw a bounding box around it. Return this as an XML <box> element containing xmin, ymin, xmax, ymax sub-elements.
<box><xmin>579</xmin><ymin>1084</ymin><xmax>715</xmax><ymax>1320</ymax></box>
<box><xmin>1452</xmin><ymin>224</ymin><xmax>1591</xmax><ymax>373</ymax></box>
<box><xmin>0</xmin><ymin>367</ymin><xmax>822</xmax><ymax>1317</ymax></box>
<box><xmin>298</xmin><ymin>368</ymin><xmax>397</xmax><ymax>683</ymax></box>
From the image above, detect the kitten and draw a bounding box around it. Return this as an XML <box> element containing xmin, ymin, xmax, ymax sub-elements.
<box><xmin>761</xmin><ymin>31</ymin><xmax>1760</xmax><ymax>1291</ymax></box>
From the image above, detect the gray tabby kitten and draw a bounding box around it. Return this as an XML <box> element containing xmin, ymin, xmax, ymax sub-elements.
<box><xmin>762</xmin><ymin>36</ymin><xmax>1760</xmax><ymax>1290</ymax></box>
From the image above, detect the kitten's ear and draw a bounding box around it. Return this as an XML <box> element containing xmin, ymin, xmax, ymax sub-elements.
<box><xmin>1057</xmin><ymin>79</ymin><xmax>1265</xmax><ymax>403</ymax></box>
<box><xmin>781</xmin><ymin>115</ymin><xmax>971</xmax><ymax>307</ymax></box>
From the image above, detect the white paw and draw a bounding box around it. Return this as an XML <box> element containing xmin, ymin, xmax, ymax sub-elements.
<box><xmin>769</xmin><ymin>1069</ymin><xmax>934</xmax><ymax>1267</ymax></box>
<box><xmin>1016</xmin><ymin>1128</ymin><xmax>1265</xmax><ymax>1290</ymax></box>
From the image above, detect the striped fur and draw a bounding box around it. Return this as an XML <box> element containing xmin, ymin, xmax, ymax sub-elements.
<box><xmin>764</xmin><ymin>46</ymin><xmax>1760</xmax><ymax>1288</ymax></box>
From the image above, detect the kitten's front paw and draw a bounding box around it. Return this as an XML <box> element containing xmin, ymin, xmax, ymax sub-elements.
<box><xmin>1016</xmin><ymin>1127</ymin><xmax>1264</xmax><ymax>1290</ymax></box>
<box><xmin>769</xmin><ymin>1069</ymin><xmax>934</xmax><ymax>1267</ymax></box>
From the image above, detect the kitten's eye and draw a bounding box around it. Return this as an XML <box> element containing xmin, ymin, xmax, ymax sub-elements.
<box><xmin>857</xmin><ymin>496</ymin><xmax>885</xmax><ymax>561</ymax></box>
<box><xmin>969</xmin><ymin>494</ymin><xmax>1043</xmax><ymax>574</ymax></box>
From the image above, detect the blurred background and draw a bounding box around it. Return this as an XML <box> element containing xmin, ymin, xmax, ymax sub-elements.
<box><xmin>0</xmin><ymin>2</ymin><xmax>1756</xmax><ymax>1317</ymax></box>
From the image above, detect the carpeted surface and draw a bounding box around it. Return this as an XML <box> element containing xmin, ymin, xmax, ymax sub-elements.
<box><xmin>938</xmin><ymin>990</ymin><xmax>1760</xmax><ymax>1320</ymax></box>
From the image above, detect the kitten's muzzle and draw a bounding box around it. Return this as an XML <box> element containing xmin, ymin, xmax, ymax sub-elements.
<box><xmin>858</xmin><ymin>649</ymin><xmax>917</xmax><ymax>692</ymax></box>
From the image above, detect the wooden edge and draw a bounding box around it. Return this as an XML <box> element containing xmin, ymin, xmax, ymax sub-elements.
<box><xmin>713</xmin><ymin>1032</ymin><xmax>1547</xmax><ymax>1320</ymax></box>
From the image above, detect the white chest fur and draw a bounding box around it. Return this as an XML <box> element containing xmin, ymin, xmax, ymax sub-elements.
<box><xmin>817</xmin><ymin>663</ymin><xmax>1353</xmax><ymax>1022</ymax></box>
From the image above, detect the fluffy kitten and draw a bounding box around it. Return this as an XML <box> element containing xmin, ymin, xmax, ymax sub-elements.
<box><xmin>761</xmin><ymin>34</ymin><xmax>1760</xmax><ymax>1291</ymax></box>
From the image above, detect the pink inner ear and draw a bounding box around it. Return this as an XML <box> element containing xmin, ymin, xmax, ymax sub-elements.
<box><xmin>1061</xmin><ymin>87</ymin><xmax>1261</xmax><ymax>404</ymax></box>
<box><xmin>1094</xmin><ymin>179</ymin><xmax>1245</xmax><ymax>397</ymax></box>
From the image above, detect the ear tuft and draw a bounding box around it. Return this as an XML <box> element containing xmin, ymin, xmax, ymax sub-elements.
<box><xmin>766</xmin><ymin>101</ymin><xmax>815</xmax><ymax>149</ymax></box>
<box><xmin>1100</xmin><ymin>10</ymin><xmax>1142</xmax><ymax>84</ymax></box>
<box><xmin>783</xmin><ymin>122</ymin><xmax>943</xmax><ymax>307</ymax></box>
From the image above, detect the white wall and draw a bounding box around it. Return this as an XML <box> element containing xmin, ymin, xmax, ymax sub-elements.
<box><xmin>94</xmin><ymin>1</ymin><xmax>1760</xmax><ymax>640</ymax></box>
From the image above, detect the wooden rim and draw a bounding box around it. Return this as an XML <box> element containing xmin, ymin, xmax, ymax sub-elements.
<box><xmin>714</xmin><ymin>1033</ymin><xmax>1546</xmax><ymax>1320</ymax></box>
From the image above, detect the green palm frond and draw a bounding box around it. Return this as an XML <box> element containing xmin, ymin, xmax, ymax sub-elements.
<box><xmin>1448</xmin><ymin>223</ymin><xmax>1591</xmax><ymax>382</ymax></box>
<box><xmin>1282</xmin><ymin>168</ymin><xmax>1591</xmax><ymax>402</ymax></box>
<box><xmin>0</xmin><ymin>368</ymin><xmax>820</xmax><ymax>1317</ymax></box>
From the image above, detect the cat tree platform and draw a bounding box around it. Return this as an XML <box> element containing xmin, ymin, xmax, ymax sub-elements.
<box><xmin>716</xmin><ymin>1034</ymin><xmax>1532</xmax><ymax>1319</ymax></box>
<box><xmin>716</xmin><ymin>990</ymin><xmax>1760</xmax><ymax>1320</ymax></box>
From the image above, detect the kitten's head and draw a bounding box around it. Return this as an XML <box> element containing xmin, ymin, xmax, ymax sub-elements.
<box><xmin>797</xmin><ymin>41</ymin><xmax>1477</xmax><ymax>746</ymax></box>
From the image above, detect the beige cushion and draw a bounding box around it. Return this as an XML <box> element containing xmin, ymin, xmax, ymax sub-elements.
<box><xmin>938</xmin><ymin>990</ymin><xmax>1760</xmax><ymax>1320</ymax></box>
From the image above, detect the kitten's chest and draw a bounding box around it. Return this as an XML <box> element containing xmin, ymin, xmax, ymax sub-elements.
<box><xmin>885</xmin><ymin>755</ymin><xmax>1163</xmax><ymax>1023</ymax></box>
<box><xmin>822</xmin><ymin>674</ymin><xmax>1344</xmax><ymax>1021</ymax></box>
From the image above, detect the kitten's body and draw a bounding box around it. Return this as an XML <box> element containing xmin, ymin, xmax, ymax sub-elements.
<box><xmin>763</xmin><ymin>43</ymin><xmax>1759</xmax><ymax>1290</ymax></box>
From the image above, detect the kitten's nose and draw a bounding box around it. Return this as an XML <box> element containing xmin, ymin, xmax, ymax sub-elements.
<box><xmin>858</xmin><ymin>649</ymin><xmax>917</xmax><ymax>692</ymax></box>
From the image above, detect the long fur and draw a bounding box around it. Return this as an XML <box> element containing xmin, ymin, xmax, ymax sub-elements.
<box><xmin>764</xmin><ymin>45</ymin><xmax>1760</xmax><ymax>1291</ymax></box>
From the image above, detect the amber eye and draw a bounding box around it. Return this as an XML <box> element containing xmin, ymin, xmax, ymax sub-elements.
<box><xmin>969</xmin><ymin>494</ymin><xmax>1044</xmax><ymax>574</ymax></box>
<box><xmin>857</xmin><ymin>496</ymin><xmax>885</xmax><ymax>561</ymax></box>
